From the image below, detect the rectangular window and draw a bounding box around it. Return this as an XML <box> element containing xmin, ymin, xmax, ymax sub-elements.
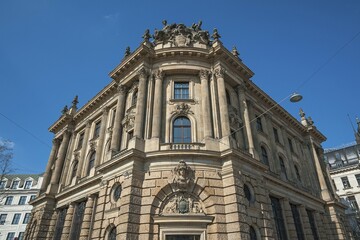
<box><xmin>53</xmin><ymin>208</ymin><xmax>67</xmax><ymax>240</ymax></box>
<box><xmin>111</xmin><ymin>109</ymin><xmax>116</xmax><ymax>127</ymax></box>
<box><xmin>288</xmin><ymin>138</ymin><xmax>294</xmax><ymax>153</ymax></box>
<box><xmin>273</xmin><ymin>127</ymin><xmax>280</xmax><ymax>143</ymax></box>
<box><xmin>18</xmin><ymin>196</ymin><xmax>27</xmax><ymax>205</ymax></box>
<box><xmin>94</xmin><ymin>121</ymin><xmax>101</xmax><ymax>138</ymax></box>
<box><xmin>290</xmin><ymin>204</ymin><xmax>304</xmax><ymax>240</ymax></box>
<box><xmin>356</xmin><ymin>174</ymin><xmax>360</xmax><ymax>186</ymax></box>
<box><xmin>30</xmin><ymin>195</ymin><xmax>36</xmax><ymax>201</ymax></box>
<box><xmin>12</xmin><ymin>213</ymin><xmax>21</xmax><ymax>224</ymax></box>
<box><xmin>77</xmin><ymin>132</ymin><xmax>84</xmax><ymax>149</ymax></box>
<box><xmin>0</xmin><ymin>180</ymin><xmax>6</xmax><ymax>189</ymax></box>
<box><xmin>348</xmin><ymin>196</ymin><xmax>359</xmax><ymax>211</ymax></box>
<box><xmin>18</xmin><ymin>232</ymin><xmax>25</xmax><ymax>240</ymax></box>
<box><xmin>69</xmin><ymin>201</ymin><xmax>86</xmax><ymax>240</ymax></box>
<box><xmin>6</xmin><ymin>232</ymin><xmax>15</xmax><ymax>240</ymax></box>
<box><xmin>5</xmin><ymin>196</ymin><xmax>13</xmax><ymax>205</ymax></box>
<box><xmin>24</xmin><ymin>180</ymin><xmax>32</xmax><ymax>189</ymax></box>
<box><xmin>270</xmin><ymin>196</ymin><xmax>288</xmax><ymax>240</ymax></box>
<box><xmin>341</xmin><ymin>177</ymin><xmax>351</xmax><ymax>189</ymax></box>
<box><xmin>306</xmin><ymin>210</ymin><xmax>319</xmax><ymax>240</ymax></box>
<box><xmin>23</xmin><ymin>213</ymin><xmax>31</xmax><ymax>224</ymax></box>
<box><xmin>0</xmin><ymin>214</ymin><xmax>7</xmax><ymax>225</ymax></box>
<box><xmin>174</xmin><ymin>82</ymin><xmax>189</xmax><ymax>99</ymax></box>
<box><xmin>256</xmin><ymin>115</ymin><xmax>263</xmax><ymax>132</ymax></box>
<box><xmin>11</xmin><ymin>180</ymin><xmax>19</xmax><ymax>189</ymax></box>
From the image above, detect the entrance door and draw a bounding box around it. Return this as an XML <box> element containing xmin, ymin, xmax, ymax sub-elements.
<box><xmin>165</xmin><ymin>235</ymin><xmax>200</xmax><ymax>240</ymax></box>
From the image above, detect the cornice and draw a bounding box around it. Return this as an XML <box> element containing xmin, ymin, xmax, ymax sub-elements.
<box><xmin>109</xmin><ymin>43</ymin><xmax>154</xmax><ymax>80</ymax></box>
<box><xmin>329</xmin><ymin>163</ymin><xmax>359</xmax><ymax>174</ymax></box>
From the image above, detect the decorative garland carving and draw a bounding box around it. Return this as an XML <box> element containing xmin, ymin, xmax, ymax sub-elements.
<box><xmin>171</xmin><ymin>103</ymin><xmax>193</xmax><ymax>115</ymax></box>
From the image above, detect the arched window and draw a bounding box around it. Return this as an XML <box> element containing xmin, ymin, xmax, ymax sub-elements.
<box><xmin>244</xmin><ymin>184</ymin><xmax>252</xmax><ymax>202</ymax></box>
<box><xmin>132</xmin><ymin>89</ymin><xmax>138</xmax><ymax>106</ymax></box>
<box><xmin>87</xmin><ymin>152</ymin><xmax>96</xmax><ymax>175</ymax></box>
<box><xmin>71</xmin><ymin>161</ymin><xmax>78</xmax><ymax>180</ymax></box>
<box><xmin>108</xmin><ymin>226</ymin><xmax>117</xmax><ymax>240</ymax></box>
<box><xmin>261</xmin><ymin>146</ymin><xmax>269</xmax><ymax>165</ymax></box>
<box><xmin>250</xmin><ymin>226</ymin><xmax>257</xmax><ymax>240</ymax></box>
<box><xmin>294</xmin><ymin>165</ymin><xmax>301</xmax><ymax>182</ymax></box>
<box><xmin>173</xmin><ymin>117</ymin><xmax>191</xmax><ymax>143</ymax></box>
<box><xmin>112</xmin><ymin>184</ymin><xmax>122</xmax><ymax>202</ymax></box>
<box><xmin>279</xmin><ymin>156</ymin><xmax>287</xmax><ymax>179</ymax></box>
<box><xmin>226</xmin><ymin>90</ymin><xmax>231</xmax><ymax>105</ymax></box>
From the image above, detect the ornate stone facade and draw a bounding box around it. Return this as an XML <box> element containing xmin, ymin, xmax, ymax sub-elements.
<box><xmin>26</xmin><ymin>21</ymin><xmax>352</xmax><ymax>240</ymax></box>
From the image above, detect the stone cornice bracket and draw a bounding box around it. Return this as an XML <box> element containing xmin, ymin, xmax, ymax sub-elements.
<box><xmin>137</xmin><ymin>67</ymin><xmax>149</xmax><ymax>79</ymax></box>
<box><xmin>199</xmin><ymin>69</ymin><xmax>210</xmax><ymax>80</ymax></box>
<box><xmin>214</xmin><ymin>67</ymin><xmax>226</xmax><ymax>79</ymax></box>
<box><xmin>236</xmin><ymin>82</ymin><xmax>246</xmax><ymax>93</ymax></box>
<box><xmin>117</xmin><ymin>84</ymin><xmax>128</xmax><ymax>94</ymax></box>
<box><xmin>101</xmin><ymin>106</ymin><xmax>110</xmax><ymax>115</ymax></box>
<box><xmin>153</xmin><ymin>69</ymin><xmax>164</xmax><ymax>80</ymax></box>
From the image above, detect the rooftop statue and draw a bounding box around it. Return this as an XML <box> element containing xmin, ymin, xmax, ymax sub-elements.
<box><xmin>152</xmin><ymin>20</ymin><xmax>211</xmax><ymax>47</ymax></box>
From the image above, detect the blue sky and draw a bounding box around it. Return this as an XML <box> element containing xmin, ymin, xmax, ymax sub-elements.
<box><xmin>0</xmin><ymin>0</ymin><xmax>359</xmax><ymax>174</ymax></box>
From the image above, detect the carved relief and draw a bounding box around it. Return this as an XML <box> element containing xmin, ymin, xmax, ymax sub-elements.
<box><xmin>117</xmin><ymin>84</ymin><xmax>128</xmax><ymax>94</ymax></box>
<box><xmin>122</xmin><ymin>107</ymin><xmax>136</xmax><ymax>131</ymax></box>
<box><xmin>137</xmin><ymin>67</ymin><xmax>148</xmax><ymax>79</ymax></box>
<box><xmin>214</xmin><ymin>67</ymin><xmax>225</xmax><ymax>78</ymax></box>
<box><xmin>160</xmin><ymin>192</ymin><xmax>204</xmax><ymax>215</ymax></box>
<box><xmin>153</xmin><ymin>69</ymin><xmax>164</xmax><ymax>80</ymax></box>
<box><xmin>171</xmin><ymin>103</ymin><xmax>194</xmax><ymax>115</ymax></box>
<box><xmin>153</xmin><ymin>21</ymin><xmax>210</xmax><ymax>47</ymax></box>
<box><xmin>199</xmin><ymin>69</ymin><xmax>210</xmax><ymax>80</ymax></box>
<box><xmin>172</xmin><ymin>160</ymin><xmax>194</xmax><ymax>190</ymax></box>
<box><xmin>228</xmin><ymin>105</ymin><xmax>243</xmax><ymax>128</ymax></box>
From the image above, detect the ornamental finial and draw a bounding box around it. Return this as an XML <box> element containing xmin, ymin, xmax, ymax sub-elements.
<box><xmin>125</xmin><ymin>46</ymin><xmax>131</xmax><ymax>57</ymax></box>
<box><xmin>232</xmin><ymin>46</ymin><xmax>240</xmax><ymax>60</ymax></box>
<box><xmin>61</xmin><ymin>105</ymin><xmax>68</xmax><ymax>115</ymax></box>
<box><xmin>212</xmin><ymin>28</ymin><xmax>221</xmax><ymax>41</ymax></box>
<box><xmin>72</xmin><ymin>95</ymin><xmax>78</xmax><ymax>108</ymax></box>
<box><xmin>142</xmin><ymin>29</ymin><xmax>151</xmax><ymax>41</ymax></box>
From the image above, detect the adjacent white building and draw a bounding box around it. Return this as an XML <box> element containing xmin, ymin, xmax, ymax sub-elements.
<box><xmin>325</xmin><ymin>121</ymin><xmax>360</xmax><ymax>238</ymax></box>
<box><xmin>0</xmin><ymin>174</ymin><xmax>43</xmax><ymax>240</ymax></box>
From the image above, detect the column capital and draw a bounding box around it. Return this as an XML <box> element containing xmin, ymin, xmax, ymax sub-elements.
<box><xmin>199</xmin><ymin>69</ymin><xmax>210</xmax><ymax>80</ymax></box>
<box><xmin>214</xmin><ymin>67</ymin><xmax>226</xmax><ymax>78</ymax></box>
<box><xmin>137</xmin><ymin>67</ymin><xmax>149</xmax><ymax>79</ymax></box>
<box><xmin>236</xmin><ymin>83</ymin><xmax>246</xmax><ymax>93</ymax></box>
<box><xmin>85</xmin><ymin>120</ymin><xmax>92</xmax><ymax>128</ymax></box>
<box><xmin>117</xmin><ymin>84</ymin><xmax>128</xmax><ymax>94</ymax></box>
<box><xmin>52</xmin><ymin>138</ymin><xmax>61</xmax><ymax>146</ymax></box>
<box><xmin>153</xmin><ymin>69</ymin><xmax>164</xmax><ymax>80</ymax></box>
<box><xmin>101</xmin><ymin>107</ymin><xmax>110</xmax><ymax>115</ymax></box>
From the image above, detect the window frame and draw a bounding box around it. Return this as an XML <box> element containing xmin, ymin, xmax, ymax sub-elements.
<box><xmin>24</xmin><ymin>180</ymin><xmax>32</xmax><ymax>189</ymax></box>
<box><xmin>93</xmin><ymin>121</ymin><xmax>101</xmax><ymax>139</ymax></box>
<box><xmin>174</xmin><ymin>82</ymin><xmax>190</xmax><ymax>100</ymax></box>
<box><xmin>23</xmin><ymin>213</ymin><xmax>31</xmax><ymax>224</ymax></box>
<box><xmin>18</xmin><ymin>196</ymin><xmax>27</xmax><ymax>205</ymax></box>
<box><xmin>10</xmin><ymin>180</ymin><xmax>19</xmax><ymax>189</ymax></box>
<box><xmin>255</xmin><ymin>115</ymin><xmax>263</xmax><ymax>132</ymax></box>
<box><xmin>87</xmin><ymin>151</ymin><xmax>96</xmax><ymax>175</ymax></box>
<box><xmin>260</xmin><ymin>146</ymin><xmax>269</xmax><ymax>165</ymax></box>
<box><xmin>270</xmin><ymin>196</ymin><xmax>288</xmax><ymax>240</ymax></box>
<box><xmin>173</xmin><ymin>116</ymin><xmax>192</xmax><ymax>143</ymax></box>
<box><xmin>279</xmin><ymin>156</ymin><xmax>288</xmax><ymax>180</ymax></box>
<box><xmin>5</xmin><ymin>196</ymin><xmax>13</xmax><ymax>205</ymax></box>
<box><xmin>12</xmin><ymin>213</ymin><xmax>21</xmax><ymax>225</ymax></box>
<box><xmin>6</xmin><ymin>232</ymin><xmax>15</xmax><ymax>240</ymax></box>
<box><xmin>0</xmin><ymin>214</ymin><xmax>7</xmax><ymax>225</ymax></box>
<box><xmin>341</xmin><ymin>176</ymin><xmax>351</xmax><ymax>189</ymax></box>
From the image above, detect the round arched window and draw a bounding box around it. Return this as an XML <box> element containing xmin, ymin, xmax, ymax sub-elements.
<box><xmin>173</xmin><ymin>117</ymin><xmax>191</xmax><ymax>143</ymax></box>
<box><xmin>250</xmin><ymin>226</ymin><xmax>257</xmax><ymax>240</ymax></box>
<box><xmin>108</xmin><ymin>226</ymin><xmax>116</xmax><ymax>240</ymax></box>
<box><xmin>244</xmin><ymin>184</ymin><xmax>252</xmax><ymax>202</ymax></box>
<box><xmin>112</xmin><ymin>184</ymin><xmax>122</xmax><ymax>202</ymax></box>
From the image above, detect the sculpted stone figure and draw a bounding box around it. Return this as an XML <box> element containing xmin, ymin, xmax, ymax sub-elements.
<box><xmin>172</xmin><ymin>160</ymin><xmax>192</xmax><ymax>190</ymax></box>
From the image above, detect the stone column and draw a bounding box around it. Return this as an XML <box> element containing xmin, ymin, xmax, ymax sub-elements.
<box><xmin>61</xmin><ymin>133</ymin><xmax>77</xmax><ymax>186</ymax></box>
<box><xmin>214</xmin><ymin>67</ymin><xmax>230</xmax><ymax>138</ymax></box>
<box><xmin>50</xmin><ymin>130</ymin><xmax>72</xmax><ymax>186</ymax></box>
<box><xmin>200</xmin><ymin>70</ymin><xmax>213</xmax><ymax>138</ymax></box>
<box><xmin>77</xmin><ymin>121</ymin><xmax>91</xmax><ymax>178</ymax></box>
<box><xmin>79</xmin><ymin>195</ymin><xmax>96</xmax><ymax>239</ymax></box>
<box><xmin>151</xmin><ymin>70</ymin><xmax>164</xmax><ymax>139</ymax></box>
<box><xmin>236</xmin><ymin>84</ymin><xmax>257</xmax><ymax>157</ymax></box>
<box><xmin>40</xmin><ymin>138</ymin><xmax>60</xmax><ymax>193</ymax></box>
<box><xmin>61</xmin><ymin>203</ymin><xmax>75</xmax><ymax>240</ymax></box>
<box><xmin>110</xmin><ymin>84</ymin><xmax>127</xmax><ymax>153</ymax></box>
<box><xmin>95</xmin><ymin>108</ymin><xmax>109</xmax><ymax>166</ymax></box>
<box><xmin>309</xmin><ymin>139</ymin><xmax>331</xmax><ymax>201</ymax></box>
<box><xmin>133</xmin><ymin>67</ymin><xmax>148</xmax><ymax>138</ymax></box>
<box><xmin>46</xmin><ymin>210</ymin><xmax>58</xmax><ymax>239</ymax></box>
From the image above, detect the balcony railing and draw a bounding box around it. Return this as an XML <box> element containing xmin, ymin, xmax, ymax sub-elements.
<box><xmin>160</xmin><ymin>142</ymin><xmax>205</xmax><ymax>150</ymax></box>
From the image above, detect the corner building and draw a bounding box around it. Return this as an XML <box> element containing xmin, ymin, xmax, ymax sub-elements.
<box><xmin>27</xmin><ymin>22</ymin><xmax>351</xmax><ymax>240</ymax></box>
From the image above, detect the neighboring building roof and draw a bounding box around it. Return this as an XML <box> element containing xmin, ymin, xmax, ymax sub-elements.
<box><xmin>1</xmin><ymin>173</ymin><xmax>43</xmax><ymax>188</ymax></box>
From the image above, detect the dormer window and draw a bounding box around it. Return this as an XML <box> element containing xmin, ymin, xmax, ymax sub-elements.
<box><xmin>174</xmin><ymin>82</ymin><xmax>189</xmax><ymax>99</ymax></box>
<box><xmin>24</xmin><ymin>180</ymin><xmax>32</xmax><ymax>189</ymax></box>
<box><xmin>0</xmin><ymin>180</ymin><xmax>6</xmax><ymax>189</ymax></box>
<box><xmin>11</xmin><ymin>180</ymin><xmax>19</xmax><ymax>189</ymax></box>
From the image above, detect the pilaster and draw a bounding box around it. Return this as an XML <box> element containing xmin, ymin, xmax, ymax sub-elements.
<box><xmin>95</xmin><ymin>107</ymin><xmax>109</xmax><ymax>167</ymax></box>
<box><xmin>61</xmin><ymin>203</ymin><xmax>76</xmax><ymax>240</ymax></box>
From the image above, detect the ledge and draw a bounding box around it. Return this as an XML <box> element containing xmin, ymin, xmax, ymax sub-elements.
<box><xmin>153</xmin><ymin>214</ymin><xmax>214</xmax><ymax>224</ymax></box>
